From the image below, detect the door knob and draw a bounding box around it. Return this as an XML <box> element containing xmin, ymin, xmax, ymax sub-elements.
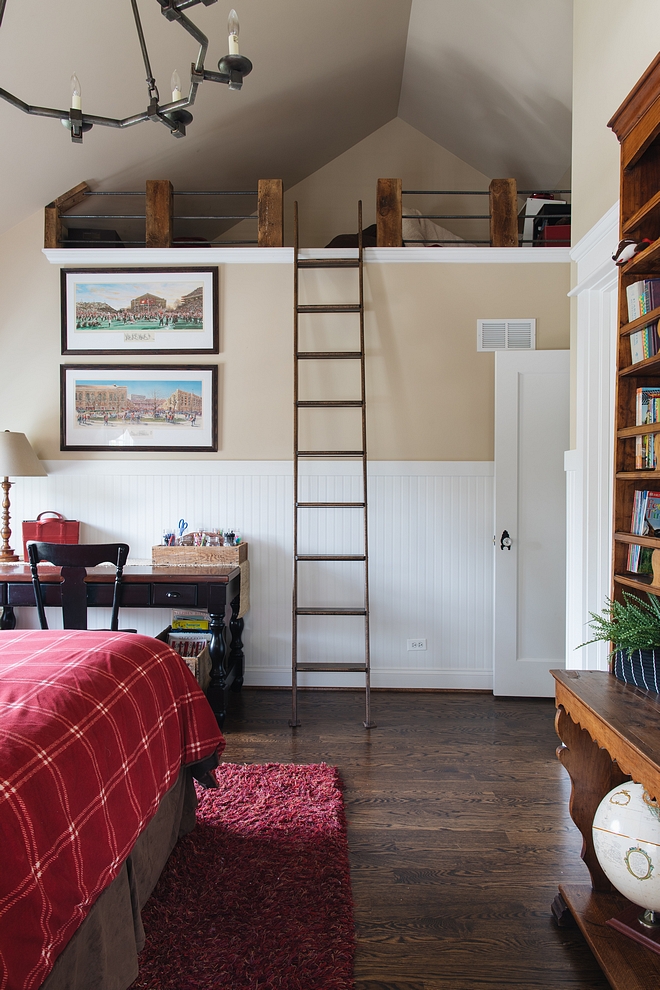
<box><xmin>500</xmin><ymin>530</ymin><xmax>512</xmax><ymax>550</ymax></box>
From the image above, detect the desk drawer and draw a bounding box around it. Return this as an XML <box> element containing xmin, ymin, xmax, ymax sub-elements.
<box><xmin>152</xmin><ymin>584</ymin><xmax>197</xmax><ymax>607</ymax></box>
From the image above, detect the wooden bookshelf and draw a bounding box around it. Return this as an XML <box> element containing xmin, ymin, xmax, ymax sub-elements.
<box><xmin>609</xmin><ymin>53</ymin><xmax>660</xmax><ymax>604</ymax></box>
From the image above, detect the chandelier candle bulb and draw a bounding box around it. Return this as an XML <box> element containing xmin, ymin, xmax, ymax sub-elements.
<box><xmin>171</xmin><ymin>70</ymin><xmax>182</xmax><ymax>102</ymax></box>
<box><xmin>70</xmin><ymin>74</ymin><xmax>81</xmax><ymax>110</ymax></box>
<box><xmin>228</xmin><ymin>9</ymin><xmax>240</xmax><ymax>54</ymax></box>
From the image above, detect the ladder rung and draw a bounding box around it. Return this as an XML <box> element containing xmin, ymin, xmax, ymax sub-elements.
<box><xmin>297</xmin><ymin>400</ymin><xmax>363</xmax><ymax>407</ymax></box>
<box><xmin>296</xmin><ymin>663</ymin><xmax>367</xmax><ymax>672</ymax></box>
<box><xmin>297</xmin><ymin>351</ymin><xmax>362</xmax><ymax>360</ymax></box>
<box><xmin>296</xmin><ymin>554</ymin><xmax>366</xmax><ymax>561</ymax></box>
<box><xmin>297</xmin><ymin>450</ymin><xmax>364</xmax><ymax>457</ymax></box>
<box><xmin>296</xmin><ymin>607</ymin><xmax>367</xmax><ymax>616</ymax></box>
<box><xmin>297</xmin><ymin>304</ymin><xmax>361</xmax><ymax>313</ymax></box>
<box><xmin>297</xmin><ymin>259</ymin><xmax>360</xmax><ymax>269</ymax></box>
<box><xmin>296</xmin><ymin>501</ymin><xmax>366</xmax><ymax>508</ymax></box>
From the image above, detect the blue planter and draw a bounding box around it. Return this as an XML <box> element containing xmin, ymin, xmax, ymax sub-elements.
<box><xmin>612</xmin><ymin>648</ymin><xmax>660</xmax><ymax>694</ymax></box>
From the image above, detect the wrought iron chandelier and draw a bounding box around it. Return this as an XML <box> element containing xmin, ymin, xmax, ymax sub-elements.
<box><xmin>0</xmin><ymin>0</ymin><xmax>252</xmax><ymax>143</ymax></box>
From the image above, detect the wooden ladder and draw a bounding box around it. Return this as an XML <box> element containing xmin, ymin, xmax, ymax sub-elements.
<box><xmin>290</xmin><ymin>201</ymin><xmax>375</xmax><ymax>729</ymax></box>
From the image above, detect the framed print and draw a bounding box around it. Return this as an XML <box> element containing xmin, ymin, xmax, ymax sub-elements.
<box><xmin>61</xmin><ymin>268</ymin><xmax>218</xmax><ymax>355</ymax></box>
<box><xmin>61</xmin><ymin>365</ymin><xmax>218</xmax><ymax>452</ymax></box>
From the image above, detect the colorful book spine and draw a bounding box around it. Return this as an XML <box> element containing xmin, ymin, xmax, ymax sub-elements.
<box><xmin>625</xmin><ymin>280</ymin><xmax>660</xmax><ymax>323</ymax></box>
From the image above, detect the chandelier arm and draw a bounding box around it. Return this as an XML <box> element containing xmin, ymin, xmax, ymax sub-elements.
<box><xmin>130</xmin><ymin>0</ymin><xmax>159</xmax><ymax>100</ymax></box>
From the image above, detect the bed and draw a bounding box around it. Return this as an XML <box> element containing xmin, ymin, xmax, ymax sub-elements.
<box><xmin>0</xmin><ymin>629</ymin><xmax>224</xmax><ymax>990</ymax></box>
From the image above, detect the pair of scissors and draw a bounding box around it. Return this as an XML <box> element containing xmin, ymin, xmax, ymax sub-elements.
<box><xmin>178</xmin><ymin>518</ymin><xmax>189</xmax><ymax>539</ymax></box>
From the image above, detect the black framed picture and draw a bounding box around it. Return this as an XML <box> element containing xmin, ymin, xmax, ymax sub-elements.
<box><xmin>60</xmin><ymin>364</ymin><xmax>218</xmax><ymax>452</ymax></box>
<box><xmin>61</xmin><ymin>268</ymin><xmax>218</xmax><ymax>355</ymax></box>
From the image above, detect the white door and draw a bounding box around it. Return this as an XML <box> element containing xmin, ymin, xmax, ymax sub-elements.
<box><xmin>493</xmin><ymin>350</ymin><xmax>570</xmax><ymax>696</ymax></box>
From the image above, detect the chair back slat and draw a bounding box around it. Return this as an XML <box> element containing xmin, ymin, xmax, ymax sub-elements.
<box><xmin>27</xmin><ymin>542</ymin><xmax>130</xmax><ymax>631</ymax></box>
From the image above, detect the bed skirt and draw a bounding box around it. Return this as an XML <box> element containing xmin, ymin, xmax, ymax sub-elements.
<box><xmin>41</xmin><ymin>766</ymin><xmax>198</xmax><ymax>990</ymax></box>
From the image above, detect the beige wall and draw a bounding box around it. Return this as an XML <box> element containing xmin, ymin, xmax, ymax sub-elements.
<box><xmin>0</xmin><ymin>209</ymin><xmax>569</xmax><ymax>462</ymax></box>
<box><xmin>284</xmin><ymin>117</ymin><xmax>492</xmax><ymax>248</ymax></box>
<box><xmin>572</xmin><ymin>1</ymin><xmax>660</xmax><ymax>243</ymax></box>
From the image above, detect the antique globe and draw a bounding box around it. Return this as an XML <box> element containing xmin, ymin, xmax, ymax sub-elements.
<box><xmin>593</xmin><ymin>782</ymin><xmax>660</xmax><ymax>927</ymax></box>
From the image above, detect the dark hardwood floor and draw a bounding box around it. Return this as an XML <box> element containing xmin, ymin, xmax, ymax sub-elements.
<box><xmin>221</xmin><ymin>689</ymin><xmax>610</xmax><ymax>990</ymax></box>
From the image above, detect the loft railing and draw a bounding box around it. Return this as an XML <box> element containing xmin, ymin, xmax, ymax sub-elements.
<box><xmin>44</xmin><ymin>178</ymin><xmax>284</xmax><ymax>248</ymax></box>
<box><xmin>375</xmin><ymin>177</ymin><xmax>571</xmax><ymax>248</ymax></box>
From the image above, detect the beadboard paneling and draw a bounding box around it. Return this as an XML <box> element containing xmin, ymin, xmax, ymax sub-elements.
<box><xmin>11</xmin><ymin>460</ymin><xmax>494</xmax><ymax>689</ymax></box>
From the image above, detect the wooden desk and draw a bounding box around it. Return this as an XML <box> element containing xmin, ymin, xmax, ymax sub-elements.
<box><xmin>0</xmin><ymin>562</ymin><xmax>243</xmax><ymax>728</ymax></box>
<box><xmin>552</xmin><ymin>668</ymin><xmax>660</xmax><ymax>989</ymax></box>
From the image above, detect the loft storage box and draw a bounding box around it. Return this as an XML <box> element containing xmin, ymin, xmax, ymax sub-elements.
<box><xmin>22</xmin><ymin>512</ymin><xmax>79</xmax><ymax>562</ymax></box>
<box><xmin>152</xmin><ymin>543</ymin><xmax>248</xmax><ymax>566</ymax></box>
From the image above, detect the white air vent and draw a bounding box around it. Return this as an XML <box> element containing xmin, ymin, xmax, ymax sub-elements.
<box><xmin>477</xmin><ymin>319</ymin><xmax>536</xmax><ymax>351</ymax></box>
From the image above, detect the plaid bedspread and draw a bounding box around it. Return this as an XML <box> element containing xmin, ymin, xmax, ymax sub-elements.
<box><xmin>0</xmin><ymin>630</ymin><xmax>223</xmax><ymax>990</ymax></box>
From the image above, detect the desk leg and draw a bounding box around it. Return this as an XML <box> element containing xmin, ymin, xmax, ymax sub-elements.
<box><xmin>229</xmin><ymin>596</ymin><xmax>244</xmax><ymax>691</ymax></box>
<box><xmin>207</xmin><ymin>611</ymin><xmax>228</xmax><ymax>729</ymax></box>
<box><xmin>0</xmin><ymin>605</ymin><xmax>16</xmax><ymax>630</ymax></box>
<box><xmin>554</xmin><ymin>705</ymin><xmax>629</xmax><ymax>893</ymax></box>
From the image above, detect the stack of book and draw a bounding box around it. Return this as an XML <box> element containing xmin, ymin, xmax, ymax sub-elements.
<box><xmin>635</xmin><ymin>387</ymin><xmax>660</xmax><ymax>469</ymax></box>
<box><xmin>167</xmin><ymin>611</ymin><xmax>211</xmax><ymax>684</ymax></box>
<box><xmin>627</xmin><ymin>489</ymin><xmax>660</xmax><ymax>572</ymax></box>
<box><xmin>630</xmin><ymin>322</ymin><xmax>660</xmax><ymax>364</ymax></box>
<box><xmin>626</xmin><ymin>278</ymin><xmax>660</xmax><ymax>320</ymax></box>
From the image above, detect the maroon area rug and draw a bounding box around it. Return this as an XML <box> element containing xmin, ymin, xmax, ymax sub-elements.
<box><xmin>132</xmin><ymin>763</ymin><xmax>354</xmax><ymax>990</ymax></box>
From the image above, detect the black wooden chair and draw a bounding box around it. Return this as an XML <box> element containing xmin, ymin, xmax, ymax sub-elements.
<box><xmin>27</xmin><ymin>542</ymin><xmax>134</xmax><ymax>631</ymax></box>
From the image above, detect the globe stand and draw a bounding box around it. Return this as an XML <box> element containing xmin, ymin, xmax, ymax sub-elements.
<box><xmin>608</xmin><ymin>903</ymin><xmax>660</xmax><ymax>956</ymax></box>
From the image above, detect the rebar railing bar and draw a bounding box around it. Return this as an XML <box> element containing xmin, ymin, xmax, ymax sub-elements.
<box><xmin>67</xmin><ymin>215</ymin><xmax>147</xmax><ymax>220</ymax></box>
<box><xmin>173</xmin><ymin>215</ymin><xmax>256</xmax><ymax>220</ymax></box>
<box><xmin>84</xmin><ymin>191</ymin><xmax>145</xmax><ymax>196</ymax></box>
<box><xmin>403</xmin><ymin>214</ymin><xmax>492</xmax><ymax>220</ymax></box>
<box><xmin>402</xmin><ymin>189</ymin><xmax>491</xmax><ymax>195</ymax></box>
<box><xmin>174</xmin><ymin>191</ymin><xmax>258</xmax><ymax>196</ymax></box>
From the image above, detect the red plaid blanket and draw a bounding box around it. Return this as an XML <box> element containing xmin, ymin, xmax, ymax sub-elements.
<box><xmin>0</xmin><ymin>630</ymin><xmax>223</xmax><ymax>990</ymax></box>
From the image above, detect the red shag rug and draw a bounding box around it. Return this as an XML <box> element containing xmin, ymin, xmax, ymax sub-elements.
<box><xmin>131</xmin><ymin>763</ymin><xmax>354</xmax><ymax>990</ymax></box>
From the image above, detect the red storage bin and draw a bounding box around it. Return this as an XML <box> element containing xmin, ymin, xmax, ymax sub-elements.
<box><xmin>22</xmin><ymin>512</ymin><xmax>80</xmax><ymax>561</ymax></box>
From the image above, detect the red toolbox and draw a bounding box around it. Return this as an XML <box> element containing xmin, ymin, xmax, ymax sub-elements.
<box><xmin>22</xmin><ymin>512</ymin><xmax>80</xmax><ymax>561</ymax></box>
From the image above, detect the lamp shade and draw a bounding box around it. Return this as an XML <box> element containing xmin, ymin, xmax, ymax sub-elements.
<box><xmin>0</xmin><ymin>431</ymin><xmax>47</xmax><ymax>477</ymax></box>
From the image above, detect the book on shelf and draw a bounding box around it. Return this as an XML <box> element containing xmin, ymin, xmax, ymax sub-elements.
<box><xmin>171</xmin><ymin>608</ymin><xmax>210</xmax><ymax>631</ymax></box>
<box><xmin>626</xmin><ymin>278</ymin><xmax>660</xmax><ymax>321</ymax></box>
<box><xmin>635</xmin><ymin>387</ymin><xmax>660</xmax><ymax>469</ymax></box>
<box><xmin>629</xmin><ymin>322</ymin><xmax>660</xmax><ymax>365</ymax></box>
<box><xmin>626</xmin><ymin>489</ymin><xmax>660</xmax><ymax>572</ymax></box>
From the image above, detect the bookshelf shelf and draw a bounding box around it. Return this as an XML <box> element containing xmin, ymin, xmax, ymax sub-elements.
<box><xmin>614</xmin><ymin>531</ymin><xmax>660</xmax><ymax>548</ymax></box>
<box><xmin>621</xmin><ymin>238</ymin><xmax>660</xmax><ymax>277</ymax></box>
<box><xmin>619</xmin><ymin>352</ymin><xmax>660</xmax><ymax>376</ymax></box>
<box><xmin>610</xmin><ymin>55</ymin><xmax>660</xmax><ymax>602</ymax></box>
<box><xmin>622</xmin><ymin>189</ymin><xmax>660</xmax><ymax>237</ymax></box>
<box><xmin>613</xmin><ymin>573</ymin><xmax>656</xmax><ymax>593</ymax></box>
<box><xmin>617</xmin><ymin>422</ymin><xmax>660</xmax><ymax>438</ymax></box>
<box><xmin>619</xmin><ymin>304</ymin><xmax>660</xmax><ymax>338</ymax></box>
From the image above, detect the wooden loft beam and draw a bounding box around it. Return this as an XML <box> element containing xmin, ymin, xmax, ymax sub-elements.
<box><xmin>489</xmin><ymin>178</ymin><xmax>518</xmax><ymax>247</ymax></box>
<box><xmin>258</xmin><ymin>179</ymin><xmax>283</xmax><ymax>246</ymax></box>
<box><xmin>145</xmin><ymin>179</ymin><xmax>173</xmax><ymax>248</ymax></box>
<box><xmin>376</xmin><ymin>178</ymin><xmax>402</xmax><ymax>247</ymax></box>
<box><xmin>44</xmin><ymin>181</ymin><xmax>90</xmax><ymax>249</ymax></box>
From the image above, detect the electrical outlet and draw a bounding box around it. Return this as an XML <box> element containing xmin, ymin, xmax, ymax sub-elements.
<box><xmin>407</xmin><ymin>638</ymin><xmax>427</xmax><ymax>651</ymax></box>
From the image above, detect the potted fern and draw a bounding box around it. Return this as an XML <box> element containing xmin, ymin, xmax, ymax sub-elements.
<box><xmin>582</xmin><ymin>591</ymin><xmax>660</xmax><ymax>693</ymax></box>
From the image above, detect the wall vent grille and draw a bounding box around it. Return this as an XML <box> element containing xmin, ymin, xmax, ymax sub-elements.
<box><xmin>477</xmin><ymin>319</ymin><xmax>536</xmax><ymax>351</ymax></box>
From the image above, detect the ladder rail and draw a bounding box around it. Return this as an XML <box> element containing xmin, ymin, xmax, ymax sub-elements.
<box><xmin>358</xmin><ymin>202</ymin><xmax>374</xmax><ymax>728</ymax></box>
<box><xmin>291</xmin><ymin>201</ymin><xmax>301</xmax><ymax>727</ymax></box>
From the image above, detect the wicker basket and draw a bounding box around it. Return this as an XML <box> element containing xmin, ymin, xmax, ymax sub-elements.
<box><xmin>152</xmin><ymin>542</ymin><xmax>248</xmax><ymax>566</ymax></box>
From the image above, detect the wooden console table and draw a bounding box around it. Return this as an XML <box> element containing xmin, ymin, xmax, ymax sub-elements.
<box><xmin>0</xmin><ymin>562</ymin><xmax>242</xmax><ymax>728</ymax></box>
<box><xmin>552</xmin><ymin>668</ymin><xmax>660</xmax><ymax>988</ymax></box>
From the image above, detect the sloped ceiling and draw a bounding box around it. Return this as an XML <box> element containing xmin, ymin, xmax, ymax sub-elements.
<box><xmin>0</xmin><ymin>0</ymin><xmax>572</xmax><ymax>238</ymax></box>
<box><xmin>398</xmin><ymin>0</ymin><xmax>573</xmax><ymax>190</ymax></box>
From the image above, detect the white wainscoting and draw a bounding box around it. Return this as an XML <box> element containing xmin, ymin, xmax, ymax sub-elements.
<box><xmin>566</xmin><ymin>204</ymin><xmax>619</xmax><ymax>670</ymax></box>
<box><xmin>11</xmin><ymin>460</ymin><xmax>494</xmax><ymax>689</ymax></box>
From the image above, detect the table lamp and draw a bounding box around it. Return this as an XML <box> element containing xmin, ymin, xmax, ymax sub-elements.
<box><xmin>0</xmin><ymin>431</ymin><xmax>47</xmax><ymax>563</ymax></box>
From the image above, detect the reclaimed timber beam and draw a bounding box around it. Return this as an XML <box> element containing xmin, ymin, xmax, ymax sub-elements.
<box><xmin>376</xmin><ymin>178</ymin><xmax>402</xmax><ymax>247</ymax></box>
<box><xmin>145</xmin><ymin>179</ymin><xmax>173</xmax><ymax>248</ymax></box>
<box><xmin>44</xmin><ymin>180</ymin><xmax>90</xmax><ymax>249</ymax></box>
<box><xmin>257</xmin><ymin>179</ymin><xmax>283</xmax><ymax>247</ymax></box>
<box><xmin>489</xmin><ymin>178</ymin><xmax>518</xmax><ymax>247</ymax></box>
